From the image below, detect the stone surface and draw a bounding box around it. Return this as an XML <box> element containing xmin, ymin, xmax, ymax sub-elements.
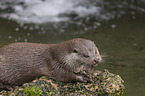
<box><xmin>0</xmin><ymin>69</ymin><xmax>125</xmax><ymax>96</ymax></box>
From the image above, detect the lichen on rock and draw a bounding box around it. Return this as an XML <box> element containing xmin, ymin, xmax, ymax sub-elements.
<box><xmin>0</xmin><ymin>69</ymin><xmax>125</xmax><ymax>96</ymax></box>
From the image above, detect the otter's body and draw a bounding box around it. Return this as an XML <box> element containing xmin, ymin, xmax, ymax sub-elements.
<box><xmin>0</xmin><ymin>38</ymin><xmax>101</xmax><ymax>90</ymax></box>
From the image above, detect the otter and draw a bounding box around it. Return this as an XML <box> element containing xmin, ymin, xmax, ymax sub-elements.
<box><xmin>0</xmin><ymin>38</ymin><xmax>102</xmax><ymax>90</ymax></box>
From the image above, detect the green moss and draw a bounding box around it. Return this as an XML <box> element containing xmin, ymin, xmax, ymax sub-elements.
<box><xmin>23</xmin><ymin>85</ymin><xmax>42</xmax><ymax>96</ymax></box>
<box><xmin>48</xmin><ymin>91</ymin><xmax>56</xmax><ymax>95</ymax></box>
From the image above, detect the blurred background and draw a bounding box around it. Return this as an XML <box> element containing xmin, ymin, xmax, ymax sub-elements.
<box><xmin>0</xmin><ymin>0</ymin><xmax>145</xmax><ymax>95</ymax></box>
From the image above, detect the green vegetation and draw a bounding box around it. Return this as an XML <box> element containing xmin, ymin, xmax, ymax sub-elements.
<box><xmin>23</xmin><ymin>85</ymin><xmax>43</xmax><ymax>96</ymax></box>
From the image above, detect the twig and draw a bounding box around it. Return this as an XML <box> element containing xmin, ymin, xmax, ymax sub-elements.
<box><xmin>115</xmin><ymin>52</ymin><xmax>122</xmax><ymax>74</ymax></box>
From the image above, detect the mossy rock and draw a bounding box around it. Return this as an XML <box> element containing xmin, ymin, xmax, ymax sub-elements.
<box><xmin>0</xmin><ymin>69</ymin><xmax>125</xmax><ymax>96</ymax></box>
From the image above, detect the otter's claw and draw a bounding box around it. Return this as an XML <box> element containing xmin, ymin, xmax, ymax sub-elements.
<box><xmin>76</xmin><ymin>75</ymin><xmax>92</xmax><ymax>82</ymax></box>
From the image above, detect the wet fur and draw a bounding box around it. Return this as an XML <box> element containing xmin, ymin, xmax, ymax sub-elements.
<box><xmin>0</xmin><ymin>38</ymin><xmax>101</xmax><ymax>90</ymax></box>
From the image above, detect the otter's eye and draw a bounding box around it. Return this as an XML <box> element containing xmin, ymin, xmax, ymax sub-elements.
<box><xmin>84</xmin><ymin>55</ymin><xmax>89</xmax><ymax>58</ymax></box>
<box><xmin>73</xmin><ymin>49</ymin><xmax>78</xmax><ymax>53</ymax></box>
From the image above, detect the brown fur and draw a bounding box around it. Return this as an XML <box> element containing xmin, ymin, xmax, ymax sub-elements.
<box><xmin>0</xmin><ymin>38</ymin><xmax>101</xmax><ymax>90</ymax></box>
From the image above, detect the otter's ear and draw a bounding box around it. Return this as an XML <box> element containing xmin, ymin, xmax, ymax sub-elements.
<box><xmin>73</xmin><ymin>48</ymin><xmax>78</xmax><ymax>53</ymax></box>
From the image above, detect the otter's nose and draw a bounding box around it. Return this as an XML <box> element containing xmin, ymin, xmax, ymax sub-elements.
<box><xmin>93</xmin><ymin>59</ymin><xmax>99</xmax><ymax>64</ymax></box>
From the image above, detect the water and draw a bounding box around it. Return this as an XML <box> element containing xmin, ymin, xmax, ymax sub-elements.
<box><xmin>0</xmin><ymin>0</ymin><xmax>145</xmax><ymax>95</ymax></box>
<box><xmin>0</xmin><ymin>0</ymin><xmax>104</xmax><ymax>24</ymax></box>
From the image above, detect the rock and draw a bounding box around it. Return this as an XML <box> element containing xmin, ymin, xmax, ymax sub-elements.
<box><xmin>0</xmin><ymin>69</ymin><xmax>125</xmax><ymax>96</ymax></box>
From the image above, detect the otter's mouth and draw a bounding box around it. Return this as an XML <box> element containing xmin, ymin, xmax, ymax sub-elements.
<box><xmin>93</xmin><ymin>63</ymin><xmax>98</xmax><ymax>66</ymax></box>
<box><xmin>85</xmin><ymin>63</ymin><xmax>99</xmax><ymax>73</ymax></box>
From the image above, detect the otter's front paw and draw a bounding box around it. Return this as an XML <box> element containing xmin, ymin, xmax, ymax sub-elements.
<box><xmin>76</xmin><ymin>75</ymin><xmax>92</xmax><ymax>82</ymax></box>
<box><xmin>79</xmin><ymin>71</ymin><xmax>92</xmax><ymax>79</ymax></box>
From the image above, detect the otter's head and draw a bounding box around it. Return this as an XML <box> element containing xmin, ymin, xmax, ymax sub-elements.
<box><xmin>62</xmin><ymin>38</ymin><xmax>102</xmax><ymax>73</ymax></box>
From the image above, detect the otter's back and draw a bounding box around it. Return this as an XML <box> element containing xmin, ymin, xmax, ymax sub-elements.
<box><xmin>0</xmin><ymin>43</ymin><xmax>49</xmax><ymax>85</ymax></box>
